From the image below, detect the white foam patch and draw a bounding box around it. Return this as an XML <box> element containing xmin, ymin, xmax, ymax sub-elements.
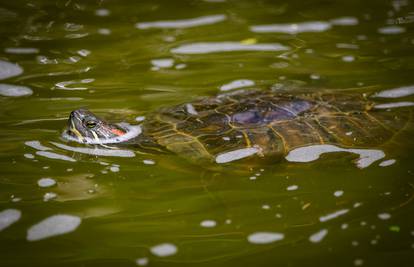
<box><xmin>37</xmin><ymin>178</ymin><xmax>56</xmax><ymax>188</ymax></box>
<box><xmin>374</xmin><ymin>101</ymin><xmax>414</xmax><ymax>109</ymax></box>
<box><xmin>0</xmin><ymin>60</ymin><xmax>23</xmax><ymax>80</ymax></box>
<box><xmin>285</xmin><ymin>144</ymin><xmax>385</xmax><ymax>169</ymax></box>
<box><xmin>378</xmin><ymin>213</ymin><xmax>391</xmax><ymax>220</ymax></box>
<box><xmin>136</xmin><ymin>14</ymin><xmax>226</xmax><ymax>29</ymax></box>
<box><xmin>62</xmin><ymin>124</ymin><xmax>141</xmax><ymax>145</ymax></box>
<box><xmin>247</xmin><ymin>232</ymin><xmax>285</xmax><ymax>244</ymax></box>
<box><xmin>216</xmin><ymin>147</ymin><xmax>259</xmax><ymax>163</ymax></box>
<box><xmin>342</xmin><ymin>55</ymin><xmax>355</xmax><ymax>62</ymax></box>
<box><xmin>379</xmin><ymin>159</ymin><xmax>396</xmax><ymax>167</ymax></box>
<box><xmin>95</xmin><ymin>8</ymin><xmax>110</xmax><ymax>17</ymax></box>
<box><xmin>110</xmin><ymin>166</ymin><xmax>119</xmax><ymax>172</ymax></box>
<box><xmin>43</xmin><ymin>192</ymin><xmax>57</xmax><ymax>202</ymax></box>
<box><xmin>150</xmin><ymin>243</ymin><xmax>178</xmax><ymax>257</ymax></box>
<box><xmin>25</xmin><ymin>140</ymin><xmax>51</xmax><ymax>151</ymax></box>
<box><xmin>5</xmin><ymin>47</ymin><xmax>39</xmax><ymax>54</ymax></box>
<box><xmin>98</xmin><ymin>28</ymin><xmax>111</xmax><ymax>35</ymax></box>
<box><xmin>27</xmin><ymin>214</ymin><xmax>81</xmax><ymax>241</ymax></box>
<box><xmin>51</xmin><ymin>142</ymin><xmax>136</xmax><ymax>158</ymax></box>
<box><xmin>171</xmin><ymin>42</ymin><xmax>289</xmax><ymax>54</ymax></box>
<box><xmin>135</xmin><ymin>257</ymin><xmax>149</xmax><ymax>266</ymax></box>
<box><xmin>151</xmin><ymin>58</ymin><xmax>174</xmax><ymax>68</ymax></box>
<box><xmin>373</xmin><ymin>85</ymin><xmax>414</xmax><ymax>98</ymax></box>
<box><xmin>250</xmin><ymin>21</ymin><xmax>331</xmax><ymax>34</ymax></box>
<box><xmin>287</xmin><ymin>185</ymin><xmax>298</xmax><ymax>191</ymax></box>
<box><xmin>309</xmin><ymin>229</ymin><xmax>328</xmax><ymax>243</ymax></box>
<box><xmin>220</xmin><ymin>79</ymin><xmax>255</xmax><ymax>91</ymax></box>
<box><xmin>0</xmin><ymin>84</ymin><xmax>32</xmax><ymax>97</ymax></box>
<box><xmin>330</xmin><ymin>17</ymin><xmax>359</xmax><ymax>26</ymax></box>
<box><xmin>77</xmin><ymin>49</ymin><xmax>91</xmax><ymax>57</ymax></box>
<box><xmin>200</xmin><ymin>220</ymin><xmax>217</xmax><ymax>228</ymax></box>
<box><xmin>0</xmin><ymin>209</ymin><xmax>21</xmax><ymax>231</ymax></box>
<box><xmin>143</xmin><ymin>159</ymin><xmax>155</xmax><ymax>165</ymax></box>
<box><xmin>319</xmin><ymin>209</ymin><xmax>349</xmax><ymax>222</ymax></box>
<box><xmin>36</xmin><ymin>151</ymin><xmax>76</xmax><ymax>162</ymax></box>
<box><xmin>378</xmin><ymin>26</ymin><xmax>405</xmax><ymax>34</ymax></box>
<box><xmin>24</xmin><ymin>153</ymin><xmax>34</xmax><ymax>159</ymax></box>
<box><xmin>135</xmin><ymin>116</ymin><xmax>145</xmax><ymax>122</ymax></box>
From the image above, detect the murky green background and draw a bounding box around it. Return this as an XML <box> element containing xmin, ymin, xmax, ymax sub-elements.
<box><xmin>1</xmin><ymin>0</ymin><xmax>414</xmax><ymax>266</ymax></box>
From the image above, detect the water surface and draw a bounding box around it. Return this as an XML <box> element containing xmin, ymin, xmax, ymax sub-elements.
<box><xmin>1</xmin><ymin>0</ymin><xmax>414</xmax><ymax>266</ymax></box>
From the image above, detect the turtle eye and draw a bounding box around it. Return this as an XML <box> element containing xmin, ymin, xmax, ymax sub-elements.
<box><xmin>85</xmin><ymin>120</ymin><xmax>97</xmax><ymax>128</ymax></box>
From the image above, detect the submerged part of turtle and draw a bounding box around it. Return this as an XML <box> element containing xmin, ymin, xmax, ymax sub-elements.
<box><xmin>64</xmin><ymin>90</ymin><xmax>411</xmax><ymax>164</ymax></box>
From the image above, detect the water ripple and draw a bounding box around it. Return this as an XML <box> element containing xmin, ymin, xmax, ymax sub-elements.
<box><xmin>171</xmin><ymin>42</ymin><xmax>289</xmax><ymax>54</ymax></box>
<box><xmin>136</xmin><ymin>14</ymin><xmax>226</xmax><ymax>29</ymax></box>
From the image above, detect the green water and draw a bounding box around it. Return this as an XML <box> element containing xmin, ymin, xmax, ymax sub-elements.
<box><xmin>1</xmin><ymin>0</ymin><xmax>414</xmax><ymax>266</ymax></box>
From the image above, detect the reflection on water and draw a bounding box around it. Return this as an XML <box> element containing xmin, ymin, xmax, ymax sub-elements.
<box><xmin>171</xmin><ymin>42</ymin><xmax>289</xmax><ymax>54</ymax></box>
<box><xmin>136</xmin><ymin>14</ymin><xmax>227</xmax><ymax>29</ymax></box>
<box><xmin>0</xmin><ymin>84</ymin><xmax>32</xmax><ymax>97</ymax></box>
<box><xmin>0</xmin><ymin>209</ymin><xmax>21</xmax><ymax>231</ymax></box>
<box><xmin>1</xmin><ymin>0</ymin><xmax>414</xmax><ymax>266</ymax></box>
<box><xmin>285</xmin><ymin>144</ymin><xmax>386</xmax><ymax>169</ymax></box>
<box><xmin>26</xmin><ymin>214</ymin><xmax>81</xmax><ymax>241</ymax></box>
<box><xmin>0</xmin><ymin>60</ymin><xmax>23</xmax><ymax>80</ymax></box>
<box><xmin>374</xmin><ymin>85</ymin><xmax>414</xmax><ymax>98</ymax></box>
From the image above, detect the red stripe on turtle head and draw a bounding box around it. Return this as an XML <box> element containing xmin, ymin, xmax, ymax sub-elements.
<box><xmin>111</xmin><ymin>128</ymin><xmax>126</xmax><ymax>136</ymax></box>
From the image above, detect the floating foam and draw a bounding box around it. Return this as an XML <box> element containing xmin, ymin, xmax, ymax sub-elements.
<box><xmin>43</xmin><ymin>192</ymin><xmax>57</xmax><ymax>202</ymax></box>
<box><xmin>171</xmin><ymin>42</ymin><xmax>289</xmax><ymax>54</ymax></box>
<box><xmin>62</xmin><ymin>124</ymin><xmax>141</xmax><ymax>145</ymax></box>
<box><xmin>330</xmin><ymin>17</ymin><xmax>359</xmax><ymax>26</ymax></box>
<box><xmin>216</xmin><ymin>147</ymin><xmax>259</xmax><ymax>163</ymax></box>
<box><xmin>36</xmin><ymin>151</ymin><xmax>76</xmax><ymax>162</ymax></box>
<box><xmin>379</xmin><ymin>159</ymin><xmax>396</xmax><ymax>167</ymax></box>
<box><xmin>25</xmin><ymin>140</ymin><xmax>51</xmax><ymax>151</ymax></box>
<box><xmin>200</xmin><ymin>220</ymin><xmax>217</xmax><ymax>228</ymax></box>
<box><xmin>287</xmin><ymin>185</ymin><xmax>298</xmax><ymax>191</ymax></box>
<box><xmin>5</xmin><ymin>47</ymin><xmax>39</xmax><ymax>54</ymax></box>
<box><xmin>143</xmin><ymin>159</ymin><xmax>155</xmax><ymax>165</ymax></box>
<box><xmin>0</xmin><ymin>60</ymin><xmax>23</xmax><ymax>80</ymax></box>
<box><xmin>0</xmin><ymin>209</ymin><xmax>21</xmax><ymax>231</ymax></box>
<box><xmin>220</xmin><ymin>79</ymin><xmax>255</xmax><ymax>91</ymax></box>
<box><xmin>319</xmin><ymin>209</ymin><xmax>349</xmax><ymax>222</ymax></box>
<box><xmin>377</xmin><ymin>213</ymin><xmax>391</xmax><ymax>220</ymax></box>
<box><xmin>250</xmin><ymin>21</ymin><xmax>331</xmax><ymax>34</ymax></box>
<box><xmin>247</xmin><ymin>232</ymin><xmax>285</xmax><ymax>244</ymax></box>
<box><xmin>135</xmin><ymin>258</ymin><xmax>149</xmax><ymax>266</ymax></box>
<box><xmin>309</xmin><ymin>229</ymin><xmax>328</xmax><ymax>243</ymax></box>
<box><xmin>373</xmin><ymin>85</ymin><xmax>414</xmax><ymax>98</ymax></box>
<box><xmin>27</xmin><ymin>214</ymin><xmax>81</xmax><ymax>241</ymax></box>
<box><xmin>378</xmin><ymin>26</ymin><xmax>405</xmax><ymax>34</ymax></box>
<box><xmin>374</xmin><ymin>101</ymin><xmax>414</xmax><ymax>109</ymax></box>
<box><xmin>285</xmin><ymin>144</ymin><xmax>385</xmax><ymax>169</ymax></box>
<box><xmin>95</xmin><ymin>8</ymin><xmax>110</xmax><ymax>16</ymax></box>
<box><xmin>150</xmin><ymin>243</ymin><xmax>177</xmax><ymax>257</ymax></box>
<box><xmin>0</xmin><ymin>84</ymin><xmax>32</xmax><ymax>97</ymax></box>
<box><xmin>136</xmin><ymin>14</ymin><xmax>226</xmax><ymax>29</ymax></box>
<box><xmin>151</xmin><ymin>58</ymin><xmax>174</xmax><ymax>68</ymax></box>
<box><xmin>37</xmin><ymin>178</ymin><xmax>56</xmax><ymax>188</ymax></box>
<box><xmin>51</xmin><ymin>142</ymin><xmax>136</xmax><ymax>158</ymax></box>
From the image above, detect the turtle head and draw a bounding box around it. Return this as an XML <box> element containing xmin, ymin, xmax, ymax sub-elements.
<box><xmin>65</xmin><ymin>108</ymin><xmax>126</xmax><ymax>143</ymax></box>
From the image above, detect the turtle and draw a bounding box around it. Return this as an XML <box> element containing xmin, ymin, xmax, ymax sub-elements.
<box><xmin>64</xmin><ymin>89</ymin><xmax>411</xmax><ymax>165</ymax></box>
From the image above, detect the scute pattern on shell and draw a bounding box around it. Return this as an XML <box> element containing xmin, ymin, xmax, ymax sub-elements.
<box><xmin>137</xmin><ymin>90</ymin><xmax>410</xmax><ymax>163</ymax></box>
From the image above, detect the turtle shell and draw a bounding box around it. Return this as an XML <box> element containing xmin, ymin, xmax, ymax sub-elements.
<box><xmin>137</xmin><ymin>90</ymin><xmax>410</xmax><ymax>164</ymax></box>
